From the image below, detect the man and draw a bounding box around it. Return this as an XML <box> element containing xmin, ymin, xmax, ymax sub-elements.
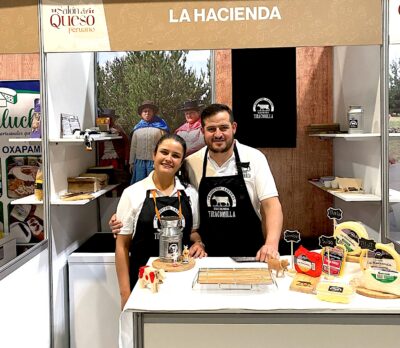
<box><xmin>185</xmin><ymin>103</ymin><xmax>283</xmax><ymax>261</ymax></box>
<box><xmin>111</xmin><ymin>103</ymin><xmax>282</xmax><ymax>261</ymax></box>
<box><xmin>174</xmin><ymin>99</ymin><xmax>205</xmax><ymax>156</ymax></box>
<box><xmin>129</xmin><ymin>100</ymin><xmax>169</xmax><ymax>184</ymax></box>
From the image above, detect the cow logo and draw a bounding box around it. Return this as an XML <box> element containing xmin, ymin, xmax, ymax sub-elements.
<box><xmin>253</xmin><ymin>97</ymin><xmax>274</xmax><ymax>119</ymax></box>
<box><xmin>206</xmin><ymin>186</ymin><xmax>237</xmax><ymax>218</ymax></box>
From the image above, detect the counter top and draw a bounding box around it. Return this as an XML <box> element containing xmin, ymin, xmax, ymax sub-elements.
<box><xmin>124</xmin><ymin>257</ymin><xmax>400</xmax><ymax>314</ymax></box>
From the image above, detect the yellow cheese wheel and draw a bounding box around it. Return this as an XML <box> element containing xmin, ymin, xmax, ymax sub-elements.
<box><xmin>359</xmin><ymin>243</ymin><xmax>400</xmax><ymax>272</ymax></box>
<box><xmin>359</xmin><ymin>269</ymin><xmax>400</xmax><ymax>296</ymax></box>
<box><xmin>334</xmin><ymin>221</ymin><xmax>368</xmax><ymax>256</ymax></box>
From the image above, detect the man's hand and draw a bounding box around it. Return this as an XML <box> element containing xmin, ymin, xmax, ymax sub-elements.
<box><xmin>109</xmin><ymin>213</ymin><xmax>123</xmax><ymax>238</ymax></box>
<box><xmin>189</xmin><ymin>241</ymin><xmax>207</xmax><ymax>258</ymax></box>
<box><xmin>256</xmin><ymin>244</ymin><xmax>279</xmax><ymax>262</ymax></box>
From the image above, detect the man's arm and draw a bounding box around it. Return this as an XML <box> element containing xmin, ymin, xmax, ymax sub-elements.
<box><xmin>256</xmin><ymin>196</ymin><xmax>283</xmax><ymax>262</ymax></box>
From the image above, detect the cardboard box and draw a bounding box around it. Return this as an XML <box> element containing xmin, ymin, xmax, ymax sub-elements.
<box><xmin>67</xmin><ymin>177</ymin><xmax>100</xmax><ymax>193</ymax></box>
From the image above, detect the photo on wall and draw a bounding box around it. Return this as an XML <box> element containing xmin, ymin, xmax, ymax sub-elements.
<box><xmin>232</xmin><ymin>47</ymin><xmax>297</xmax><ymax>148</ymax></box>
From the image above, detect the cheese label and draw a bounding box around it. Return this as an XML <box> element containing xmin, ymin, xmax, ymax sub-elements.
<box><xmin>365</xmin><ymin>249</ymin><xmax>397</xmax><ymax>271</ymax></box>
<box><xmin>370</xmin><ymin>270</ymin><xmax>398</xmax><ymax>284</ymax></box>
<box><xmin>335</xmin><ymin>228</ymin><xmax>359</xmax><ymax>253</ymax></box>
<box><xmin>328</xmin><ymin>285</ymin><xmax>344</xmax><ymax>293</ymax></box>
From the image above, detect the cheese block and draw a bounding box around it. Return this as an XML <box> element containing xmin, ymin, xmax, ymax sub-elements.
<box><xmin>321</xmin><ymin>245</ymin><xmax>347</xmax><ymax>277</ymax></box>
<box><xmin>357</xmin><ymin>269</ymin><xmax>400</xmax><ymax>296</ymax></box>
<box><xmin>316</xmin><ymin>281</ymin><xmax>354</xmax><ymax>304</ymax></box>
<box><xmin>334</xmin><ymin>221</ymin><xmax>368</xmax><ymax>255</ymax></box>
<box><xmin>294</xmin><ymin>245</ymin><xmax>322</xmax><ymax>277</ymax></box>
<box><xmin>0</xmin><ymin>87</ymin><xmax>17</xmax><ymax>104</ymax></box>
<box><xmin>359</xmin><ymin>243</ymin><xmax>400</xmax><ymax>272</ymax></box>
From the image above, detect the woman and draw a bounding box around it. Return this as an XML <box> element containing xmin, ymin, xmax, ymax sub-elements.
<box><xmin>115</xmin><ymin>134</ymin><xmax>206</xmax><ymax>309</ymax></box>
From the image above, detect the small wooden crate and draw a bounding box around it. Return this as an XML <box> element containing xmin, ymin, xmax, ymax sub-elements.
<box><xmin>67</xmin><ymin>177</ymin><xmax>100</xmax><ymax>193</ymax></box>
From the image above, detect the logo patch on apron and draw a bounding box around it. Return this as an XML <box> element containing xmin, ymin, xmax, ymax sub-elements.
<box><xmin>206</xmin><ymin>186</ymin><xmax>237</xmax><ymax>218</ymax></box>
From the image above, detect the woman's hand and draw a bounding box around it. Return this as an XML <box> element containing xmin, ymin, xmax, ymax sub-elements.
<box><xmin>189</xmin><ymin>241</ymin><xmax>207</xmax><ymax>258</ymax></box>
<box><xmin>109</xmin><ymin>213</ymin><xmax>123</xmax><ymax>238</ymax></box>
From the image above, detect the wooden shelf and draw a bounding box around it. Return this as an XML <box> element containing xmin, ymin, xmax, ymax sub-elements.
<box><xmin>49</xmin><ymin>135</ymin><xmax>122</xmax><ymax>144</ymax></box>
<box><xmin>10</xmin><ymin>195</ymin><xmax>43</xmax><ymax>205</ymax></box>
<box><xmin>309</xmin><ymin>133</ymin><xmax>380</xmax><ymax>140</ymax></box>
<box><xmin>51</xmin><ymin>184</ymin><xmax>119</xmax><ymax>205</ymax></box>
<box><xmin>309</xmin><ymin>180</ymin><xmax>381</xmax><ymax>202</ymax></box>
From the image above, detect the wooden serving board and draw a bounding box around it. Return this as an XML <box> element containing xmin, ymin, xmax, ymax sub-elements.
<box><xmin>152</xmin><ymin>258</ymin><xmax>195</xmax><ymax>272</ymax></box>
<box><xmin>356</xmin><ymin>286</ymin><xmax>400</xmax><ymax>299</ymax></box>
<box><xmin>197</xmin><ymin>268</ymin><xmax>272</xmax><ymax>285</ymax></box>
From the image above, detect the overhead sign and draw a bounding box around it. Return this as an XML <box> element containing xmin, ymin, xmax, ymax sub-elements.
<box><xmin>41</xmin><ymin>0</ymin><xmax>382</xmax><ymax>53</ymax></box>
<box><xmin>389</xmin><ymin>0</ymin><xmax>400</xmax><ymax>44</ymax></box>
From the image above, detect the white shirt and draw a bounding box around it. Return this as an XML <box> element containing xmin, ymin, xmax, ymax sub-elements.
<box><xmin>116</xmin><ymin>172</ymin><xmax>199</xmax><ymax>236</ymax></box>
<box><xmin>185</xmin><ymin>140</ymin><xmax>278</xmax><ymax>219</ymax></box>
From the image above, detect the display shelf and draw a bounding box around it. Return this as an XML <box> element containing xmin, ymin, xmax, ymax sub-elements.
<box><xmin>51</xmin><ymin>184</ymin><xmax>119</xmax><ymax>205</ymax></box>
<box><xmin>389</xmin><ymin>189</ymin><xmax>400</xmax><ymax>203</ymax></box>
<box><xmin>308</xmin><ymin>180</ymin><xmax>381</xmax><ymax>202</ymax></box>
<box><xmin>49</xmin><ymin>135</ymin><xmax>122</xmax><ymax>144</ymax></box>
<box><xmin>8</xmin><ymin>138</ymin><xmax>41</xmax><ymax>143</ymax></box>
<box><xmin>309</xmin><ymin>133</ymin><xmax>380</xmax><ymax>140</ymax></box>
<box><xmin>10</xmin><ymin>194</ymin><xmax>43</xmax><ymax>205</ymax></box>
<box><xmin>389</xmin><ymin>133</ymin><xmax>400</xmax><ymax>137</ymax></box>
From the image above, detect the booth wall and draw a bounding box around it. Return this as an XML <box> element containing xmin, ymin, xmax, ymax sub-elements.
<box><xmin>46</xmin><ymin>52</ymin><xmax>99</xmax><ymax>348</ymax></box>
<box><xmin>0</xmin><ymin>249</ymin><xmax>50</xmax><ymax>348</ymax></box>
<box><xmin>0</xmin><ymin>53</ymin><xmax>50</xmax><ymax>348</ymax></box>
<box><xmin>215</xmin><ymin>47</ymin><xmax>334</xmax><ymax>238</ymax></box>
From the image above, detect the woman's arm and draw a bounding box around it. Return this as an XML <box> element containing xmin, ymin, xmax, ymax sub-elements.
<box><xmin>115</xmin><ymin>234</ymin><xmax>132</xmax><ymax>310</ymax></box>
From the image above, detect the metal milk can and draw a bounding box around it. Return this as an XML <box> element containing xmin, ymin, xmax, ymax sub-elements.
<box><xmin>158</xmin><ymin>216</ymin><xmax>183</xmax><ymax>262</ymax></box>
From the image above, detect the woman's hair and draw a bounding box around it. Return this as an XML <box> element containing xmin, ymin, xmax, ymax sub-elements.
<box><xmin>153</xmin><ymin>133</ymin><xmax>190</xmax><ymax>187</ymax></box>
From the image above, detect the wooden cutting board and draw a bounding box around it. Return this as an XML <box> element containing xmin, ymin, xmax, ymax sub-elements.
<box><xmin>152</xmin><ymin>258</ymin><xmax>195</xmax><ymax>272</ymax></box>
<box><xmin>356</xmin><ymin>286</ymin><xmax>400</xmax><ymax>299</ymax></box>
<box><xmin>197</xmin><ymin>268</ymin><xmax>272</xmax><ymax>285</ymax></box>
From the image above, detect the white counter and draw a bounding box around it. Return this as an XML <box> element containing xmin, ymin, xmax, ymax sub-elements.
<box><xmin>120</xmin><ymin>257</ymin><xmax>400</xmax><ymax>348</ymax></box>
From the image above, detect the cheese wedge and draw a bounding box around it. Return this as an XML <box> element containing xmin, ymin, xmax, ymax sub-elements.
<box><xmin>359</xmin><ymin>243</ymin><xmax>400</xmax><ymax>272</ymax></box>
<box><xmin>334</xmin><ymin>221</ymin><xmax>368</xmax><ymax>255</ymax></box>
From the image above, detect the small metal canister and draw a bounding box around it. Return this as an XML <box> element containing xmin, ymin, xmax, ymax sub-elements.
<box><xmin>347</xmin><ymin>105</ymin><xmax>364</xmax><ymax>134</ymax></box>
<box><xmin>158</xmin><ymin>216</ymin><xmax>183</xmax><ymax>262</ymax></box>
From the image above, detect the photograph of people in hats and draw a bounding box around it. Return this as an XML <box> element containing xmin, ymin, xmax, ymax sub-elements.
<box><xmin>129</xmin><ymin>100</ymin><xmax>170</xmax><ymax>184</ymax></box>
<box><xmin>174</xmin><ymin>100</ymin><xmax>206</xmax><ymax>156</ymax></box>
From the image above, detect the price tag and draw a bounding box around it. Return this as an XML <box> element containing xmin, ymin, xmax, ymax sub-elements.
<box><xmin>284</xmin><ymin>230</ymin><xmax>301</xmax><ymax>243</ymax></box>
<box><xmin>319</xmin><ymin>235</ymin><xmax>336</xmax><ymax>248</ymax></box>
<box><xmin>326</xmin><ymin>207</ymin><xmax>343</xmax><ymax>221</ymax></box>
<box><xmin>359</xmin><ymin>237</ymin><xmax>376</xmax><ymax>251</ymax></box>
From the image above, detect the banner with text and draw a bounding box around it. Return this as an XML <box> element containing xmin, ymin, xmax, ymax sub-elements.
<box><xmin>42</xmin><ymin>0</ymin><xmax>382</xmax><ymax>53</ymax></box>
<box><xmin>0</xmin><ymin>81</ymin><xmax>42</xmax><ymax>254</ymax></box>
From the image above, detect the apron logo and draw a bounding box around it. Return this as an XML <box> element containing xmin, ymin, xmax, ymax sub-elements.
<box><xmin>152</xmin><ymin>205</ymin><xmax>186</xmax><ymax>239</ymax></box>
<box><xmin>206</xmin><ymin>187</ymin><xmax>236</xmax><ymax>218</ymax></box>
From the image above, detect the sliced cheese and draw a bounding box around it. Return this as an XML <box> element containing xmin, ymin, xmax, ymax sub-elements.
<box><xmin>359</xmin><ymin>243</ymin><xmax>400</xmax><ymax>272</ymax></box>
<box><xmin>316</xmin><ymin>281</ymin><xmax>354</xmax><ymax>304</ymax></box>
<box><xmin>334</xmin><ymin>221</ymin><xmax>368</xmax><ymax>255</ymax></box>
<box><xmin>358</xmin><ymin>269</ymin><xmax>400</xmax><ymax>296</ymax></box>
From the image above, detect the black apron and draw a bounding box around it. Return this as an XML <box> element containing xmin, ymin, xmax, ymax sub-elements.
<box><xmin>198</xmin><ymin>145</ymin><xmax>264</xmax><ymax>256</ymax></box>
<box><xmin>129</xmin><ymin>189</ymin><xmax>192</xmax><ymax>289</ymax></box>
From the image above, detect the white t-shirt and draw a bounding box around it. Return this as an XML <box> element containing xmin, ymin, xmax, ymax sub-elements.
<box><xmin>116</xmin><ymin>171</ymin><xmax>199</xmax><ymax>236</ymax></box>
<box><xmin>185</xmin><ymin>140</ymin><xmax>278</xmax><ymax>219</ymax></box>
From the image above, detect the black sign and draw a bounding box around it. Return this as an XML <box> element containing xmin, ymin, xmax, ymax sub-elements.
<box><xmin>327</xmin><ymin>207</ymin><xmax>343</xmax><ymax>221</ymax></box>
<box><xmin>232</xmin><ymin>47</ymin><xmax>297</xmax><ymax>148</ymax></box>
<box><xmin>319</xmin><ymin>235</ymin><xmax>336</xmax><ymax>248</ymax></box>
<box><xmin>359</xmin><ymin>238</ymin><xmax>376</xmax><ymax>251</ymax></box>
<box><xmin>284</xmin><ymin>230</ymin><xmax>301</xmax><ymax>243</ymax></box>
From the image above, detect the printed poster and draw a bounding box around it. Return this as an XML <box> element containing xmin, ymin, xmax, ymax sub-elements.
<box><xmin>0</xmin><ymin>81</ymin><xmax>42</xmax><ymax>254</ymax></box>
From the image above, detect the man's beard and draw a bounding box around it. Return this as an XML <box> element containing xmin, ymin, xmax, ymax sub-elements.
<box><xmin>208</xmin><ymin>137</ymin><xmax>234</xmax><ymax>153</ymax></box>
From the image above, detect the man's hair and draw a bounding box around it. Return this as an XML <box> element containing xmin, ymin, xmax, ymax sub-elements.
<box><xmin>200</xmin><ymin>103</ymin><xmax>234</xmax><ymax>127</ymax></box>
